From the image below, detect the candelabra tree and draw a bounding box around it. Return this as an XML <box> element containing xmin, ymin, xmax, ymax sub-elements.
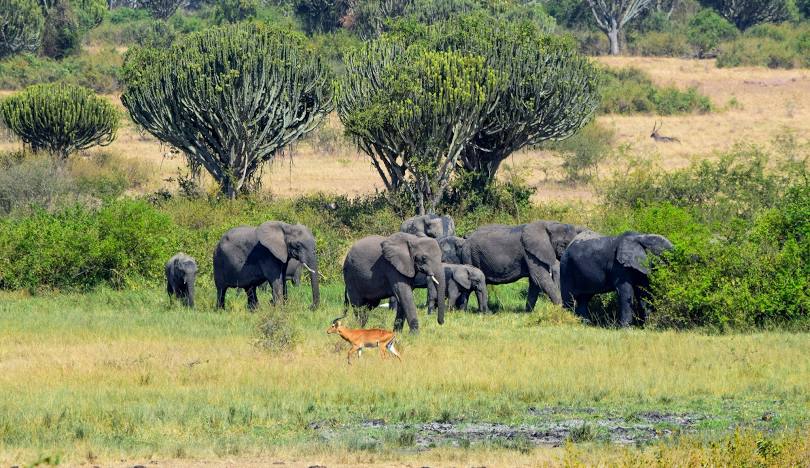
<box><xmin>121</xmin><ymin>23</ymin><xmax>334</xmax><ymax>198</ymax></box>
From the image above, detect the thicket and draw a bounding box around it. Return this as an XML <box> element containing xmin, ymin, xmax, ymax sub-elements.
<box><xmin>716</xmin><ymin>22</ymin><xmax>810</xmax><ymax>68</ymax></box>
<box><xmin>600</xmin><ymin>67</ymin><xmax>713</xmax><ymax>114</ymax></box>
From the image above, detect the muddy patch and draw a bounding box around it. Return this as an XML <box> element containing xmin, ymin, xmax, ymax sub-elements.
<box><xmin>312</xmin><ymin>408</ymin><xmax>707</xmax><ymax>449</ymax></box>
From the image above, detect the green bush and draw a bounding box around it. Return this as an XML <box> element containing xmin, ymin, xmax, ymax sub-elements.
<box><xmin>626</xmin><ymin>30</ymin><xmax>692</xmax><ymax>57</ymax></box>
<box><xmin>213</xmin><ymin>0</ymin><xmax>258</xmax><ymax>23</ymax></box>
<box><xmin>72</xmin><ymin>0</ymin><xmax>107</xmax><ymax>31</ymax></box>
<box><xmin>0</xmin><ymin>199</ymin><xmax>176</xmax><ymax>290</ymax></box>
<box><xmin>687</xmin><ymin>9</ymin><xmax>738</xmax><ymax>57</ymax></box>
<box><xmin>600</xmin><ymin>67</ymin><xmax>712</xmax><ymax>115</ymax></box>
<box><xmin>0</xmin><ymin>83</ymin><xmax>119</xmax><ymax>160</ymax></box>
<box><xmin>0</xmin><ymin>0</ymin><xmax>45</xmax><ymax>59</ymax></box>
<box><xmin>0</xmin><ymin>50</ymin><xmax>122</xmax><ymax>93</ymax></box>
<box><xmin>108</xmin><ymin>7</ymin><xmax>152</xmax><ymax>23</ymax></box>
<box><xmin>541</xmin><ymin>121</ymin><xmax>615</xmax><ymax>183</ymax></box>
<box><xmin>799</xmin><ymin>0</ymin><xmax>810</xmax><ymax>17</ymax></box>
<box><xmin>41</xmin><ymin>0</ymin><xmax>81</xmax><ymax>59</ymax></box>
<box><xmin>716</xmin><ymin>22</ymin><xmax>810</xmax><ymax>68</ymax></box>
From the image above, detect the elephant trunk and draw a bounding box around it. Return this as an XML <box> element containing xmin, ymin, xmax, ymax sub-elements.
<box><xmin>477</xmin><ymin>285</ymin><xmax>488</xmax><ymax>313</ymax></box>
<box><xmin>305</xmin><ymin>256</ymin><xmax>320</xmax><ymax>310</ymax></box>
<box><xmin>185</xmin><ymin>280</ymin><xmax>195</xmax><ymax>308</ymax></box>
<box><xmin>434</xmin><ymin>267</ymin><xmax>446</xmax><ymax>325</ymax></box>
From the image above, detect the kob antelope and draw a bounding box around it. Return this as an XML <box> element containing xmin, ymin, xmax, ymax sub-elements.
<box><xmin>326</xmin><ymin>315</ymin><xmax>402</xmax><ymax>364</ymax></box>
<box><xmin>650</xmin><ymin>121</ymin><xmax>680</xmax><ymax>143</ymax></box>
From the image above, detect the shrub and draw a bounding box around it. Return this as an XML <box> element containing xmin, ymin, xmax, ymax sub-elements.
<box><xmin>541</xmin><ymin>121</ymin><xmax>616</xmax><ymax>183</ymax></box>
<box><xmin>0</xmin><ymin>50</ymin><xmax>122</xmax><ymax>93</ymax></box>
<box><xmin>0</xmin><ymin>83</ymin><xmax>119</xmax><ymax>160</ymax></box>
<box><xmin>213</xmin><ymin>0</ymin><xmax>258</xmax><ymax>23</ymax></box>
<box><xmin>0</xmin><ymin>0</ymin><xmax>45</xmax><ymax>59</ymax></box>
<box><xmin>108</xmin><ymin>6</ymin><xmax>152</xmax><ymax>23</ymax></box>
<box><xmin>715</xmin><ymin>22</ymin><xmax>810</xmax><ymax>68</ymax></box>
<box><xmin>0</xmin><ymin>199</ymin><xmax>176</xmax><ymax>290</ymax></box>
<box><xmin>799</xmin><ymin>0</ymin><xmax>810</xmax><ymax>17</ymax></box>
<box><xmin>41</xmin><ymin>0</ymin><xmax>81</xmax><ymax>59</ymax></box>
<box><xmin>255</xmin><ymin>308</ymin><xmax>299</xmax><ymax>352</ymax></box>
<box><xmin>139</xmin><ymin>0</ymin><xmax>185</xmax><ymax>19</ymax></box>
<box><xmin>687</xmin><ymin>9</ymin><xmax>738</xmax><ymax>57</ymax></box>
<box><xmin>72</xmin><ymin>0</ymin><xmax>107</xmax><ymax>31</ymax></box>
<box><xmin>626</xmin><ymin>30</ymin><xmax>692</xmax><ymax>57</ymax></box>
<box><xmin>600</xmin><ymin>67</ymin><xmax>712</xmax><ymax>115</ymax></box>
<box><xmin>0</xmin><ymin>151</ymin><xmax>74</xmax><ymax>214</ymax></box>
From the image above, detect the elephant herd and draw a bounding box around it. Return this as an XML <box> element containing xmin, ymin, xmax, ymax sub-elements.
<box><xmin>165</xmin><ymin>214</ymin><xmax>674</xmax><ymax>331</ymax></box>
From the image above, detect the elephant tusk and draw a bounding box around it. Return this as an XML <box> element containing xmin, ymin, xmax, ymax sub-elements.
<box><xmin>302</xmin><ymin>262</ymin><xmax>328</xmax><ymax>280</ymax></box>
<box><xmin>430</xmin><ymin>275</ymin><xmax>439</xmax><ymax>285</ymax></box>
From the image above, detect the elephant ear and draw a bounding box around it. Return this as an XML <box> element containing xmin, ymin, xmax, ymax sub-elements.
<box><xmin>521</xmin><ymin>221</ymin><xmax>556</xmax><ymax>266</ymax></box>
<box><xmin>454</xmin><ymin>267</ymin><xmax>472</xmax><ymax>290</ymax></box>
<box><xmin>382</xmin><ymin>233</ymin><xmax>416</xmax><ymax>278</ymax></box>
<box><xmin>617</xmin><ymin>236</ymin><xmax>649</xmax><ymax>274</ymax></box>
<box><xmin>256</xmin><ymin>222</ymin><xmax>288</xmax><ymax>263</ymax></box>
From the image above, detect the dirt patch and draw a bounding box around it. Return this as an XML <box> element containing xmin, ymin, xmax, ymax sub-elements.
<box><xmin>312</xmin><ymin>408</ymin><xmax>707</xmax><ymax>449</ymax></box>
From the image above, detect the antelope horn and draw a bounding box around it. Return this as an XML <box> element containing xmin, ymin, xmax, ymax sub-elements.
<box><xmin>331</xmin><ymin>313</ymin><xmax>347</xmax><ymax>324</ymax></box>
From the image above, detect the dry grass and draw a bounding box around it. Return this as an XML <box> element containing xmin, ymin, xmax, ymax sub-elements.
<box><xmin>1</xmin><ymin>58</ymin><xmax>808</xmax><ymax>203</ymax></box>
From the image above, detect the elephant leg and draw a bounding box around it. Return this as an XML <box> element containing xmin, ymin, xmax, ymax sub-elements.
<box><xmin>393</xmin><ymin>303</ymin><xmax>406</xmax><ymax>332</ymax></box>
<box><xmin>246</xmin><ymin>287</ymin><xmax>259</xmax><ymax>310</ymax></box>
<box><xmin>216</xmin><ymin>286</ymin><xmax>227</xmax><ymax>309</ymax></box>
<box><xmin>616</xmin><ymin>282</ymin><xmax>635</xmax><ymax>327</ymax></box>
<box><xmin>166</xmin><ymin>281</ymin><xmax>174</xmax><ymax>298</ymax></box>
<box><xmin>526</xmin><ymin>280</ymin><xmax>541</xmax><ymax>312</ymax></box>
<box><xmin>270</xmin><ymin>277</ymin><xmax>284</xmax><ymax>306</ymax></box>
<box><xmin>574</xmin><ymin>294</ymin><xmax>593</xmax><ymax>323</ymax></box>
<box><xmin>633</xmin><ymin>285</ymin><xmax>652</xmax><ymax>325</ymax></box>
<box><xmin>389</xmin><ymin>295</ymin><xmax>397</xmax><ymax>311</ymax></box>
<box><xmin>528</xmin><ymin>260</ymin><xmax>562</xmax><ymax>307</ymax></box>
<box><xmin>282</xmin><ymin>276</ymin><xmax>289</xmax><ymax>301</ymax></box>
<box><xmin>458</xmin><ymin>290</ymin><xmax>470</xmax><ymax>311</ymax></box>
<box><xmin>561</xmin><ymin>283</ymin><xmax>575</xmax><ymax>311</ymax></box>
<box><xmin>447</xmin><ymin>281</ymin><xmax>460</xmax><ymax>310</ymax></box>
<box><xmin>292</xmin><ymin>266</ymin><xmax>302</xmax><ymax>287</ymax></box>
<box><xmin>392</xmin><ymin>283</ymin><xmax>419</xmax><ymax>333</ymax></box>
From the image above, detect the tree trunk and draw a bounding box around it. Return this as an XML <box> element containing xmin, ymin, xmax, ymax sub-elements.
<box><xmin>607</xmin><ymin>21</ymin><xmax>620</xmax><ymax>56</ymax></box>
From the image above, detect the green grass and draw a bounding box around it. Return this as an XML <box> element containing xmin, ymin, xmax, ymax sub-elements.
<box><xmin>0</xmin><ymin>282</ymin><xmax>809</xmax><ymax>464</ymax></box>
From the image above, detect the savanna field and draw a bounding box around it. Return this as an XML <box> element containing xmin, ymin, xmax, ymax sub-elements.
<box><xmin>1</xmin><ymin>0</ymin><xmax>810</xmax><ymax>466</ymax></box>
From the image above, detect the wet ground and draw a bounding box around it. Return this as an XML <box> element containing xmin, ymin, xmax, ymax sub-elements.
<box><xmin>308</xmin><ymin>407</ymin><xmax>708</xmax><ymax>449</ymax></box>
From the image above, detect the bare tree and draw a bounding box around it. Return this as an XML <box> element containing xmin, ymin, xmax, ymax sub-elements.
<box><xmin>586</xmin><ymin>0</ymin><xmax>653</xmax><ymax>55</ymax></box>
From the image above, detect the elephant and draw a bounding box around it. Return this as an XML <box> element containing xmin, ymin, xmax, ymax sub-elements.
<box><xmin>560</xmin><ymin>231</ymin><xmax>674</xmax><ymax>327</ymax></box>
<box><xmin>286</xmin><ymin>258</ymin><xmax>303</xmax><ymax>286</ymax></box>
<box><xmin>213</xmin><ymin>221</ymin><xmax>320</xmax><ymax>310</ymax></box>
<box><xmin>438</xmin><ymin>236</ymin><xmax>465</xmax><ymax>264</ymax></box>
<box><xmin>401</xmin><ymin>214</ymin><xmax>455</xmax><ymax>239</ymax></box>
<box><xmin>461</xmin><ymin>221</ymin><xmax>585</xmax><ymax>310</ymax></box>
<box><xmin>343</xmin><ymin>232</ymin><xmax>446</xmax><ymax>333</ymax></box>
<box><xmin>423</xmin><ymin>263</ymin><xmax>488</xmax><ymax>313</ymax></box>
<box><xmin>165</xmin><ymin>253</ymin><xmax>197</xmax><ymax>307</ymax></box>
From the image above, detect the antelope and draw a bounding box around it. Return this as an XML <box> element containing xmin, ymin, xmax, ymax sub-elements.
<box><xmin>326</xmin><ymin>315</ymin><xmax>402</xmax><ymax>364</ymax></box>
<box><xmin>650</xmin><ymin>121</ymin><xmax>680</xmax><ymax>143</ymax></box>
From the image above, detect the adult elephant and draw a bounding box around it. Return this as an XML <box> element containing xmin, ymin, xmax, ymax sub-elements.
<box><xmin>560</xmin><ymin>231</ymin><xmax>673</xmax><ymax>327</ymax></box>
<box><xmin>462</xmin><ymin>221</ymin><xmax>584</xmax><ymax>310</ymax></box>
<box><xmin>214</xmin><ymin>221</ymin><xmax>320</xmax><ymax>310</ymax></box>
<box><xmin>401</xmin><ymin>214</ymin><xmax>455</xmax><ymax>239</ymax></box>
<box><xmin>343</xmin><ymin>232</ymin><xmax>446</xmax><ymax>333</ymax></box>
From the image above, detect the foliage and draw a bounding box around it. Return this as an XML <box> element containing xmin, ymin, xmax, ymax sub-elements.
<box><xmin>138</xmin><ymin>0</ymin><xmax>185</xmax><ymax>19</ymax></box>
<box><xmin>293</xmin><ymin>0</ymin><xmax>350</xmax><ymax>33</ymax></box>
<box><xmin>0</xmin><ymin>151</ymin><xmax>75</xmax><ymax>214</ymax></box>
<box><xmin>340</xmin><ymin>44</ymin><xmax>500</xmax><ymax>214</ymax></box>
<box><xmin>255</xmin><ymin>308</ymin><xmax>299</xmax><ymax>352</ymax></box>
<box><xmin>0</xmin><ymin>49</ymin><xmax>122</xmax><ymax>92</ymax></box>
<box><xmin>121</xmin><ymin>23</ymin><xmax>334</xmax><ymax>198</ymax></box>
<box><xmin>716</xmin><ymin>22</ymin><xmax>810</xmax><ymax>68</ymax></box>
<box><xmin>0</xmin><ymin>0</ymin><xmax>45</xmax><ymax>59</ymax></box>
<box><xmin>70</xmin><ymin>0</ymin><xmax>107</xmax><ymax>31</ymax></box>
<box><xmin>541</xmin><ymin>121</ymin><xmax>616</xmax><ymax>182</ymax></box>
<box><xmin>0</xmin><ymin>199</ymin><xmax>175</xmax><ymax>290</ymax></box>
<box><xmin>799</xmin><ymin>0</ymin><xmax>810</xmax><ymax>17</ymax></box>
<box><xmin>41</xmin><ymin>0</ymin><xmax>81</xmax><ymax>59</ymax></box>
<box><xmin>0</xmin><ymin>83</ymin><xmax>119</xmax><ymax>160</ymax></box>
<box><xmin>687</xmin><ymin>9</ymin><xmax>738</xmax><ymax>57</ymax></box>
<box><xmin>599</xmin><ymin>145</ymin><xmax>809</xmax><ymax>331</ymax></box>
<box><xmin>699</xmin><ymin>0</ymin><xmax>790</xmax><ymax>29</ymax></box>
<box><xmin>600</xmin><ymin>66</ymin><xmax>712</xmax><ymax>114</ymax></box>
<box><xmin>213</xmin><ymin>0</ymin><xmax>258</xmax><ymax>23</ymax></box>
<box><xmin>626</xmin><ymin>29</ymin><xmax>692</xmax><ymax>56</ymax></box>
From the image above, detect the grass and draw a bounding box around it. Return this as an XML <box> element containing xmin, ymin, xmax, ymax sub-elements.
<box><xmin>0</xmin><ymin>282</ymin><xmax>808</xmax><ymax>465</ymax></box>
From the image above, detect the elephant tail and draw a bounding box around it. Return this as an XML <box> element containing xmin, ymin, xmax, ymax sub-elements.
<box><xmin>343</xmin><ymin>286</ymin><xmax>349</xmax><ymax>312</ymax></box>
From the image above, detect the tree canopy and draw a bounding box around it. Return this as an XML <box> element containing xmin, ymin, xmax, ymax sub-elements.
<box><xmin>121</xmin><ymin>23</ymin><xmax>334</xmax><ymax>198</ymax></box>
<box><xmin>0</xmin><ymin>83</ymin><xmax>119</xmax><ymax>159</ymax></box>
<box><xmin>0</xmin><ymin>0</ymin><xmax>44</xmax><ymax>59</ymax></box>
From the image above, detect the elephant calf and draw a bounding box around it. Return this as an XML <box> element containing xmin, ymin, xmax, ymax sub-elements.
<box><xmin>165</xmin><ymin>253</ymin><xmax>197</xmax><ymax>307</ymax></box>
<box><xmin>425</xmin><ymin>264</ymin><xmax>488</xmax><ymax>313</ymax></box>
<box><xmin>560</xmin><ymin>231</ymin><xmax>673</xmax><ymax>327</ymax></box>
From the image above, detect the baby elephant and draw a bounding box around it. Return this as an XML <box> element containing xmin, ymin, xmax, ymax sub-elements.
<box><xmin>165</xmin><ymin>253</ymin><xmax>197</xmax><ymax>307</ymax></box>
<box><xmin>427</xmin><ymin>264</ymin><xmax>489</xmax><ymax>313</ymax></box>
